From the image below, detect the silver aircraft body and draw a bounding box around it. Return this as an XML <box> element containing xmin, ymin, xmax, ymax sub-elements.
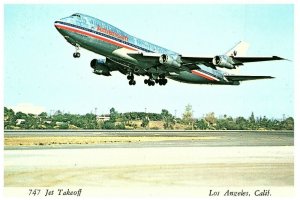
<box><xmin>54</xmin><ymin>13</ymin><xmax>285</xmax><ymax>86</ymax></box>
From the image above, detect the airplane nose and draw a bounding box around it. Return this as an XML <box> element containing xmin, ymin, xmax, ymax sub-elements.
<box><xmin>54</xmin><ymin>21</ymin><xmax>60</xmax><ymax>28</ymax></box>
<box><xmin>54</xmin><ymin>20</ymin><xmax>65</xmax><ymax>31</ymax></box>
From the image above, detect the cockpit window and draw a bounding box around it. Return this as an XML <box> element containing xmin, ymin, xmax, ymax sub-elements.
<box><xmin>71</xmin><ymin>14</ymin><xmax>81</xmax><ymax>18</ymax></box>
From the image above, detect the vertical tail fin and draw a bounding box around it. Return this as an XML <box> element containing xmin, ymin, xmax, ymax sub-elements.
<box><xmin>226</xmin><ymin>41</ymin><xmax>249</xmax><ymax>57</ymax></box>
<box><xmin>222</xmin><ymin>41</ymin><xmax>250</xmax><ymax>75</ymax></box>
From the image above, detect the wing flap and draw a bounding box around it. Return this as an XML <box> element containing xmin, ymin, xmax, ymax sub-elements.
<box><xmin>225</xmin><ymin>75</ymin><xmax>274</xmax><ymax>81</ymax></box>
<box><xmin>127</xmin><ymin>51</ymin><xmax>286</xmax><ymax>72</ymax></box>
<box><xmin>232</xmin><ymin>56</ymin><xmax>285</xmax><ymax>64</ymax></box>
<box><xmin>127</xmin><ymin>52</ymin><xmax>200</xmax><ymax>71</ymax></box>
<box><xmin>127</xmin><ymin>52</ymin><xmax>161</xmax><ymax>59</ymax></box>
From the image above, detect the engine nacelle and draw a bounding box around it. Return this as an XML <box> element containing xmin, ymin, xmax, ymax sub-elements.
<box><xmin>212</xmin><ymin>55</ymin><xmax>235</xmax><ymax>69</ymax></box>
<box><xmin>159</xmin><ymin>54</ymin><xmax>181</xmax><ymax>68</ymax></box>
<box><xmin>90</xmin><ymin>58</ymin><xmax>111</xmax><ymax>76</ymax></box>
<box><xmin>90</xmin><ymin>58</ymin><xmax>106</xmax><ymax>69</ymax></box>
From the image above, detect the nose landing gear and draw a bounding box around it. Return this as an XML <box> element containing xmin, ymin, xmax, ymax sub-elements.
<box><xmin>73</xmin><ymin>45</ymin><xmax>80</xmax><ymax>58</ymax></box>
<box><xmin>73</xmin><ymin>52</ymin><xmax>80</xmax><ymax>58</ymax></box>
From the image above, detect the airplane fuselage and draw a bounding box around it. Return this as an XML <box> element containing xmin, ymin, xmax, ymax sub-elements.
<box><xmin>54</xmin><ymin>13</ymin><xmax>229</xmax><ymax>85</ymax></box>
<box><xmin>55</xmin><ymin>13</ymin><xmax>280</xmax><ymax>86</ymax></box>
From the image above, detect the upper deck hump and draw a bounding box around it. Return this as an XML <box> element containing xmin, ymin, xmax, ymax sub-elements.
<box><xmin>76</xmin><ymin>13</ymin><xmax>178</xmax><ymax>55</ymax></box>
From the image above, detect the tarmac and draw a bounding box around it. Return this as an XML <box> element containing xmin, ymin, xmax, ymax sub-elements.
<box><xmin>4</xmin><ymin>130</ymin><xmax>294</xmax><ymax>198</ymax></box>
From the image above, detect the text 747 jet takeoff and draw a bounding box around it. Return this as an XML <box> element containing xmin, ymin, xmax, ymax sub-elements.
<box><xmin>54</xmin><ymin>13</ymin><xmax>285</xmax><ymax>86</ymax></box>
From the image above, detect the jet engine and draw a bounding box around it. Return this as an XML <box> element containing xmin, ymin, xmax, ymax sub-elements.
<box><xmin>159</xmin><ymin>54</ymin><xmax>181</xmax><ymax>68</ymax></box>
<box><xmin>90</xmin><ymin>58</ymin><xmax>111</xmax><ymax>76</ymax></box>
<box><xmin>212</xmin><ymin>55</ymin><xmax>235</xmax><ymax>69</ymax></box>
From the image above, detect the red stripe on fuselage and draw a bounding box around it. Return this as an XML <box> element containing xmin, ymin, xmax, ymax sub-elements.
<box><xmin>56</xmin><ymin>23</ymin><xmax>219</xmax><ymax>82</ymax></box>
<box><xmin>191</xmin><ymin>70</ymin><xmax>218</xmax><ymax>81</ymax></box>
<box><xmin>55</xmin><ymin>24</ymin><xmax>137</xmax><ymax>51</ymax></box>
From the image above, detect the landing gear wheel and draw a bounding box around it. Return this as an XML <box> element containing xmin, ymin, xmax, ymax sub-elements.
<box><xmin>73</xmin><ymin>52</ymin><xmax>80</xmax><ymax>58</ymax></box>
<box><xmin>158</xmin><ymin>78</ymin><xmax>167</xmax><ymax>86</ymax></box>
<box><xmin>148</xmin><ymin>80</ymin><xmax>155</xmax><ymax>86</ymax></box>
<box><xmin>163</xmin><ymin>78</ymin><xmax>167</xmax><ymax>85</ymax></box>
<box><xmin>144</xmin><ymin>79</ymin><xmax>149</xmax><ymax>84</ymax></box>
<box><xmin>73</xmin><ymin>44</ymin><xmax>80</xmax><ymax>58</ymax></box>
<box><xmin>127</xmin><ymin>74</ymin><xmax>134</xmax><ymax>80</ymax></box>
<box><xmin>129</xmin><ymin>80</ymin><xmax>136</xmax><ymax>86</ymax></box>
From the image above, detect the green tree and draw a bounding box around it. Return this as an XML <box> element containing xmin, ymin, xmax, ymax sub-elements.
<box><xmin>54</xmin><ymin>110</ymin><xmax>63</xmax><ymax>115</ymax></box>
<box><xmin>38</xmin><ymin>112</ymin><xmax>48</xmax><ymax>119</ymax></box>
<box><xmin>109</xmin><ymin>107</ymin><xmax>118</xmax><ymax>122</ymax></box>
<box><xmin>115</xmin><ymin>122</ymin><xmax>126</xmax><ymax>129</ymax></box>
<box><xmin>4</xmin><ymin>107</ymin><xmax>16</xmax><ymax>128</ymax></box>
<box><xmin>161</xmin><ymin>109</ymin><xmax>175</xmax><ymax>129</ymax></box>
<box><xmin>141</xmin><ymin>116</ymin><xmax>149</xmax><ymax>129</ymax></box>
<box><xmin>83</xmin><ymin>113</ymin><xmax>97</xmax><ymax>129</ymax></box>
<box><xmin>281</xmin><ymin>117</ymin><xmax>294</xmax><ymax>130</ymax></box>
<box><xmin>204</xmin><ymin>112</ymin><xmax>217</xmax><ymax>128</ymax></box>
<box><xmin>215</xmin><ymin>118</ymin><xmax>228</xmax><ymax>130</ymax></box>
<box><xmin>25</xmin><ymin>113</ymin><xmax>40</xmax><ymax>129</ymax></box>
<box><xmin>182</xmin><ymin>104</ymin><xmax>193</xmax><ymax>125</ymax></box>
<box><xmin>195</xmin><ymin>119</ymin><xmax>208</xmax><ymax>130</ymax></box>
<box><xmin>102</xmin><ymin>121</ymin><xmax>116</xmax><ymax>129</ymax></box>
<box><xmin>248</xmin><ymin>112</ymin><xmax>256</xmax><ymax>129</ymax></box>
<box><xmin>235</xmin><ymin>116</ymin><xmax>248</xmax><ymax>130</ymax></box>
<box><xmin>15</xmin><ymin>111</ymin><xmax>27</xmax><ymax>120</ymax></box>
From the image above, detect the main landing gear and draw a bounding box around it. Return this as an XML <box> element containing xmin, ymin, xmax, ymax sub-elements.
<box><xmin>144</xmin><ymin>78</ymin><xmax>155</xmax><ymax>86</ymax></box>
<box><xmin>127</xmin><ymin>74</ymin><xmax>136</xmax><ymax>86</ymax></box>
<box><xmin>73</xmin><ymin>45</ymin><xmax>80</xmax><ymax>58</ymax></box>
<box><xmin>144</xmin><ymin>75</ymin><xmax>168</xmax><ymax>86</ymax></box>
<box><xmin>157</xmin><ymin>78</ymin><xmax>168</xmax><ymax>86</ymax></box>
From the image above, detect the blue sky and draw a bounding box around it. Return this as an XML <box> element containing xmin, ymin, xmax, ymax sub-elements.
<box><xmin>4</xmin><ymin>4</ymin><xmax>294</xmax><ymax>119</ymax></box>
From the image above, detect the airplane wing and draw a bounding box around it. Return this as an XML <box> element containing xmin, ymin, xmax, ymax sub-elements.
<box><xmin>180</xmin><ymin>55</ymin><xmax>286</xmax><ymax>66</ymax></box>
<box><xmin>128</xmin><ymin>52</ymin><xmax>285</xmax><ymax>71</ymax></box>
<box><xmin>127</xmin><ymin>52</ymin><xmax>200</xmax><ymax>71</ymax></box>
<box><xmin>224</xmin><ymin>75</ymin><xmax>274</xmax><ymax>81</ymax></box>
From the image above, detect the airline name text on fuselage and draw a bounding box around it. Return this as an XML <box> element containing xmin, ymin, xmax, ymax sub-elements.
<box><xmin>97</xmin><ymin>26</ymin><xmax>128</xmax><ymax>42</ymax></box>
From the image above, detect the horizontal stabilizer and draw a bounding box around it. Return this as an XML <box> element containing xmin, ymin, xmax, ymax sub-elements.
<box><xmin>225</xmin><ymin>75</ymin><xmax>274</xmax><ymax>81</ymax></box>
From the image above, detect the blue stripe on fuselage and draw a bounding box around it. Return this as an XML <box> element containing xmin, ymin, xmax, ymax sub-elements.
<box><xmin>55</xmin><ymin>21</ymin><xmax>153</xmax><ymax>53</ymax></box>
<box><xmin>56</xmin><ymin>14</ymin><xmax>224</xmax><ymax>82</ymax></box>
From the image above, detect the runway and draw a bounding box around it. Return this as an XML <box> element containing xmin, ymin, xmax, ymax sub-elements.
<box><xmin>4</xmin><ymin>130</ymin><xmax>293</xmax><ymax>149</ymax></box>
<box><xmin>4</xmin><ymin>130</ymin><xmax>294</xmax><ymax>197</ymax></box>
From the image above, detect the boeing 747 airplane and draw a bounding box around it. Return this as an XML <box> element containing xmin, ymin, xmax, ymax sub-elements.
<box><xmin>54</xmin><ymin>13</ymin><xmax>285</xmax><ymax>86</ymax></box>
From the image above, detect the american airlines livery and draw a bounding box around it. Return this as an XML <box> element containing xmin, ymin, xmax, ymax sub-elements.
<box><xmin>54</xmin><ymin>13</ymin><xmax>285</xmax><ymax>86</ymax></box>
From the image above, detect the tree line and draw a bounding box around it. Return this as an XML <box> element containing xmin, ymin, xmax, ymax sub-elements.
<box><xmin>4</xmin><ymin>106</ymin><xmax>294</xmax><ymax>130</ymax></box>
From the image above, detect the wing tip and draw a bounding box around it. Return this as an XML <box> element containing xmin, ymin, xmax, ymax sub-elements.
<box><xmin>273</xmin><ymin>56</ymin><xmax>291</xmax><ymax>61</ymax></box>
